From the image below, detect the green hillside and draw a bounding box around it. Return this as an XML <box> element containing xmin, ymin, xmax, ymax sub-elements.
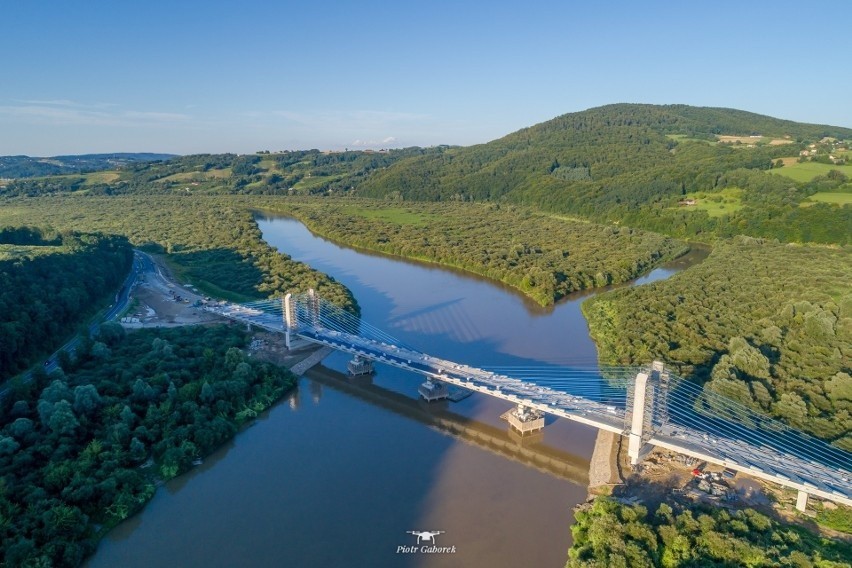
<box><xmin>354</xmin><ymin>104</ymin><xmax>852</xmax><ymax>243</ymax></box>
<box><xmin>0</xmin><ymin>148</ymin><xmax>446</xmax><ymax>198</ymax></box>
<box><xmin>4</xmin><ymin>105</ymin><xmax>849</xmax><ymax>244</ymax></box>
<box><xmin>0</xmin><ymin>153</ymin><xmax>174</xmax><ymax>179</ymax></box>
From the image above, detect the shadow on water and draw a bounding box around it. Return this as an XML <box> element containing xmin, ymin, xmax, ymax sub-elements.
<box><xmin>87</xmin><ymin>214</ymin><xmax>707</xmax><ymax>568</ymax></box>
<box><xmin>305</xmin><ymin>364</ymin><xmax>590</xmax><ymax>486</ymax></box>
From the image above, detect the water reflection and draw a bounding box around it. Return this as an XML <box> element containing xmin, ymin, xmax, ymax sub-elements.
<box><xmin>87</xmin><ymin>215</ymin><xmax>705</xmax><ymax>568</ymax></box>
<box><xmin>306</xmin><ymin>365</ymin><xmax>589</xmax><ymax>485</ymax></box>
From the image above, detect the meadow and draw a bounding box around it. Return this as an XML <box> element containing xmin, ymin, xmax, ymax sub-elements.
<box><xmin>803</xmin><ymin>191</ymin><xmax>852</xmax><ymax>206</ymax></box>
<box><xmin>770</xmin><ymin>160</ymin><xmax>852</xmax><ymax>182</ymax></box>
<box><xmin>674</xmin><ymin>187</ymin><xmax>743</xmax><ymax>217</ymax></box>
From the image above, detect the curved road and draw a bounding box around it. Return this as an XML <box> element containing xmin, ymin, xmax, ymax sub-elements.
<box><xmin>1</xmin><ymin>250</ymin><xmax>144</xmax><ymax>396</ymax></box>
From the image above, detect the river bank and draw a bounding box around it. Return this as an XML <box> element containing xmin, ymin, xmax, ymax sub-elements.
<box><xmin>251</xmin><ymin>199</ymin><xmax>690</xmax><ymax>307</ymax></box>
<box><xmin>587</xmin><ymin>430</ymin><xmax>622</xmax><ymax>493</ymax></box>
<box><xmin>87</xmin><ymin>213</ymin><xmax>708</xmax><ymax>568</ymax></box>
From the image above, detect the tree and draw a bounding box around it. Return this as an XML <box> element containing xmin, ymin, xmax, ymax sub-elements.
<box><xmin>129</xmin><ymin>437</ymin><xmax>146</xmax><ymax>462</ymax></box>
<box><xmin>72</xmin><ymin>385</ymin><xmax>102</xmax><ymax>416</ymax></box>
<box><xmin>47</xmin><ymin>401</ymin><xmax>79</xmax><ymax>436</ymax></box>
<box><xmin>91</xmin><ymin>342</ymin><xmax>111</xmax><ymax>360</ymax></box>
<box><xmin>97</xmin><ymin>322</ymin><xmax>125</xmax><ymax>346</ymax></box>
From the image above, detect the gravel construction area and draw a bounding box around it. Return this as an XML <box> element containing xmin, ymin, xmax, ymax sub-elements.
<box><xmin>121</xmin><ymin>255</ymin><xmax>221</xmax><ymax>328</ymax></box>
<box><xmin>588</xmin><ymin>430</ymin><xmax>619</xmax><ymax>491</ymax></box>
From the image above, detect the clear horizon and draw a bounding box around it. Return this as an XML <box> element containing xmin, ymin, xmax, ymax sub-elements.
<box><xmin>3</xmin><ymin>0</ymin><xmax>851</xmax><ymax>156</ymax></box>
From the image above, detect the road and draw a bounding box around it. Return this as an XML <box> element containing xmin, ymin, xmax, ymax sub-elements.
<box><xmin>204</xmin><ymin>296</ymin><xmax>852</xmax><ymax>508</ymax></box>
<box><xmin>1</xmin><ymin>250</ymin><xmax>145</xmax><ymax>395</ymax></box>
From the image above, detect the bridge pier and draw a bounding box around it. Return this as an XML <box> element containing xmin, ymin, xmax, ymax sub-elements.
<box><xmin>506</xmin><ymin>403</ymin><xmax>545</xmax><ymax>434</ymax></box>
<box><xmin>347</xmin><ymin>355</ymin><xmax>374</xmax><ymax>376</ymax></box>
<box><xmin>418</xmin><ymin>379</ymin><xmax>449</xmax><ymax>402</ymax></box>
<box><xmin>796</xmin><ymin>490</ymin><xmax>809</xmax><ymax>512</ymax></box>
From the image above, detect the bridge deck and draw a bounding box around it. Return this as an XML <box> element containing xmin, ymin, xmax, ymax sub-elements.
<box><xmin>204</xmin><ymin>300</ymin><xmax>852</xmax><ymax>507</ymax></box>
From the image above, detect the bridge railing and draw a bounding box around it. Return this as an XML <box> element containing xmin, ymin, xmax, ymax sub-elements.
<box><xmin>240</xmin><ymin>291</ymin><xmax>852</xmax><ymax>501</ymax></box>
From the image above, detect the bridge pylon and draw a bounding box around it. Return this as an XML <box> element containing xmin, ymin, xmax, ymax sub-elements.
<box><xmin>283</xmin><ymin>293</ymin><xmax>297</xmax><ymax>349</ymax></box>
<box><xmin>627</xmin><ymin>361</ymin><xmax>668</xmax><ymax>465</ymax></box>
<box><xmin>307</xmin><ymin>288</ymin><xmax>320</xmax><ymax>327</ymax></box>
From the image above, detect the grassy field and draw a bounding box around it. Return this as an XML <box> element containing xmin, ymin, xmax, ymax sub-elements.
<box><xmin>293</xmin><ymin>174</ymin><xmax>345</xmax><ymax>190</ymax></box>
<box><xmin>770</xmin><ymin>161</ymin><xmax>852</xmax><ymax>182</ymax></box>
<box><xmin>341</xmin><ymin>205</ymin><xmax>435</xmax><ymax>226</ymax></box>
<box><xmin>674</xmin><ymin>187</ymin><xmax>743</xmax><ymax>217</ymax></box>
<box><xmin>160</xmin><ymin>168</ymin><xmax>232</xmax><ymax>182</ymax></box>
<box><xmin>258</xmin><ymin>158</ymin><xmax>280</xmax><ymax>173</ymax></box>
<box><xmin>716</xmin><ymin>135</ymin><xmax>793</xmax><ymax>146</ymax></box>
<box><xmin>666</xmin><ymin>134</ymin><xmax>716</xmax><ymax>145</ymax></box>
<box><xmin>802</xmin><ymin>191</ymin><xmax>852</xmax><ymax>206</ymax></box>
<box><xmin>83</xmin><ymin>171</ymin><xmax>121</xmax><ymax>185</ymax></box>
<box><xmin>0</xmin><ymin>244</ymin><xmax>63</xmax><ymax>260</ymax></box>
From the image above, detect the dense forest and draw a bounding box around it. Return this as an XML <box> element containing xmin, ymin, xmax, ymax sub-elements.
<box><xmin>0</xmin><ymin>227</ymin><xmax>132</xmax><ymax>380</ymax></box>
<box><xmin>0</xmin><ymin>325</ymin><xmax>295</xmax><ymax>566</ymax></box>
<box><xmin>260</xmin><ymin>198</ymin><xmax>686</xmax><ymax>305</ymax></box>
<box><xmin>567</xmin><ymin>497</ymin><xmax>851</xmax><ymax>567</ymax></box>
<box><xmin>584</xmin><ymin>237</ymin><xmax>852</xmax><ymax>449</ymax></box>
<box><xmin>0</xmin><ymin>196</ymin><xmax>355</xmax><ymax>311</ymax></box>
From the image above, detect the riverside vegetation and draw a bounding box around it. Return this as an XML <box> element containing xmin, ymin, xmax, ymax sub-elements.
<box><xmin>0</xmin><ymin>197</ymin><xmax>355</xmax><ymax>311</ymax></box>
<box><xmin>0</xmin><ymin>221</ymin><xmax>306</xmax><ymax>566</ymax></box>
<box><xmin>0</xmin><ymin>324</ymin><xmax>295</xmax><ymax>567</ymax></box>
<box><xmin>1</xmin><ymin>103</ymin><xmax>851</xmax><ymax>564</ymax></box>
<box><xmin>567</xmin><ymin>497</ymin><xmax>851</xmax><ymax>567</ymax></box>
<box><xmin>584</xmin><ymin>237</ymin><xmax>852</xmax><ymax>451</ymax></box>
<box><xmin>259</xmin><ymin>198</ymin><xmax>687</xmax><ymax>305</ymax></box>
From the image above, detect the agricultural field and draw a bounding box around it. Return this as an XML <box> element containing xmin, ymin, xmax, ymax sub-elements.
<box><xmin>83</xmin><ymin>170</ymin><xmax>121</xmax><ymax>185</ymax></box>
<box><xmin>292</xmin><ymin>174</ymin><xmax>346</xmax><ymax>190</ymax></box>
<box><xmin>770</xmin><ymin>160</ymin><xmax>852</xmax><ymax>182</ymax></box>
<box><xmin>801</xmin><ymin>191</ymin><xmax>852</xmax><ymax>206</ymax></box>
<box><xmin>665</xmin><ymin>134</ymin><xmax>715</xmax><ymax>145</ymax></box>
<box><xmin>160</xmin><ymin>168</ymin><xmax>232</xmax><ymax>182</ymax></box>
<box><xmin>716</xmin><ymin>135</ymin><xmax>793</xmax><ymax>146</ymax></box>
<box><xmin>0</xmin><ymin>244</ymin><xmax>64</xmax><ymax>260</ymax></box>
<box><xmin>22</xmin><ymin>170</ymin><xmax>122</xmax><ymax>189</ymax></box>
<box><xmin>673</xmin><ymin>187</ymin><xmax>743</xmax><ymax>217</ymax></box>
<box><xmin>340</xmin><ymin>205</ymin><xmax>435</xmax><ymax>226</ymax></box>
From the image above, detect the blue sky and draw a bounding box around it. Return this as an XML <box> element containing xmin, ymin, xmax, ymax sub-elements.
<box><xmin>2</xmin><ymin>1</ymin><xmax>850</xmax><ymax>155</ymax></box>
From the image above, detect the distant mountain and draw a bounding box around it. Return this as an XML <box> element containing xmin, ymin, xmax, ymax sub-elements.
<box><xmin>0</xmin><ymin>153</ymin><xmax>176</xmax><ymax>179</ymax></box>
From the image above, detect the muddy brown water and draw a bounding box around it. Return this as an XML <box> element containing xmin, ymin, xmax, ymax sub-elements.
<box><xmin>87</xmin><ymin>216</ymin><xmax>705</xmax><ymax>568</ymax></box>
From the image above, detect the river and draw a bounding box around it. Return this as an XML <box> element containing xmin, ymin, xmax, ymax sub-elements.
<box><xmin>87</xmin><ymin>216</ymin><xmax>706</xmax><ymax>568</ymax></box>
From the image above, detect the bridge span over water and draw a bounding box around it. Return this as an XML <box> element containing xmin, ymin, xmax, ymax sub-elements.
<box><xmin>204</xmin><ymin>290</ymin><xmax>852</xmax><ymax>511</ymax></box>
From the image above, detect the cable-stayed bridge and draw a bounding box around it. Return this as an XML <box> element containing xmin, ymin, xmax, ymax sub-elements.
<box><xmin>204</xmin><ymin>290</ymin><xmax>852</xmax><ymax>510</ymax></box>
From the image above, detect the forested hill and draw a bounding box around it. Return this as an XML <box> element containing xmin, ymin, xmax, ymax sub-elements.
<box><xmin>354</xmin><ymin>104</ymin><xmax>852</xmax><ymax>243</ymax></box>
<box><xmin>0</xmin><ymin>153</ymin><xmax>175</xmax><ymax>179</ymax></box>
<box><xmin>3</xmin><ymin>104</ymin><xmax>850</xmax><ymax>243</ymax></box>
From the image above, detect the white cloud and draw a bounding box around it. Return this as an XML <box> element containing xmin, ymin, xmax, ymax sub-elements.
<box><xmin>351</xmin><ymin>136</ymin><xmax>398</xmax><ymax>147</ymax></box>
